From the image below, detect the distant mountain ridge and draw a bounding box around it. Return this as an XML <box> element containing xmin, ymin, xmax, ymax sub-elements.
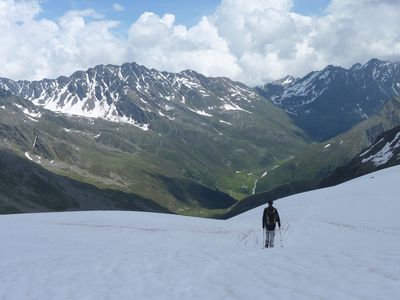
<box><xmin>256</xmin><ymin>59</ymin><xmax>400</xmax><ymax>140</ymax></box>
<box><xmin>0</xmin><ymin>62</ymin><xmax>266</xmax><ymax>131</ymax></box>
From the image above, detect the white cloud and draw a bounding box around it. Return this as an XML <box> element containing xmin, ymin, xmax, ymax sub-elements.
<box><xmin>112</xmin><ymin>3</ymin><xmax>125</xmax><ymax>12</ymax></box>
<box><xmin>126</xmin><ymin>13</ymin><xmax>241</xmax><ymax>78</ymax></box>
<box><xmin>0</xmin><ymin>1</ymin><xmax>127</xmax><ymax>80</ymax></box>
<box><xmin>1</xmin><ymin>0</ymin><xmax>400</xmax><ymax>86</ymax></box>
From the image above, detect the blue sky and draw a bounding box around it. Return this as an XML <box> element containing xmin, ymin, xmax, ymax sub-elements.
<box><xmin>293</xmin><ymin>0</ymin><xmax>331</xmax><ymax>15</ymax></box>
<box><xmin>39</xmin><ymin>0</ymin><xmax>332</xmax><ymax>30</ymax></box>
<box><xmin>40</xmin><ymin>0</ymin><xmax>221</xmax><ymax>29</ymax></box>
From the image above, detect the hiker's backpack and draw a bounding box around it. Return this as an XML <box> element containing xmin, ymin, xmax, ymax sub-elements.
<box><xmin>265</xmin><ymin>208</ymin><xmax>277</xmax><ymax>224</ymax></box>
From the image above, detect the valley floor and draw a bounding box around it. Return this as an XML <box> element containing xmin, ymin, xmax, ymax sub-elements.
<box><xmin>1</xmin><ymin>167</ymin><xmax>400</xmax><ymax>299</ymax></box>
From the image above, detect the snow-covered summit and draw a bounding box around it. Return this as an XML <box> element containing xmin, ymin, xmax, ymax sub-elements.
<box><xmin>1</xmin><ymin>166</ymin><xmax>399</xmax><ymax>299</ymax></box>
<box><xmin>270</xmin><ymin>75</ymin><xmax>298</xmax><ymax>87</ymax></box>
<box><xmin>261</xmin><ymin>59</ymin><xmax>400</xmax><ymax>109</ymax></box>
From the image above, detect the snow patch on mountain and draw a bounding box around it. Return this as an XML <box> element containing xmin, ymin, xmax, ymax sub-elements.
<box><xmin>24</xmin><ymin>152</ymin><xmax>33</xmax><ymax>161</ymax></box>
<box><xmin>26</xmin><ymin>116</ymin><xmax>39</xmax><ymax>123</ymax></box>
<box><xmin>271</xmin><ymin>75</ymin><xmax>297</xmax><ymax>87</ymax></box>
<box><xmin>187</xmin><ymin>108</ymin><xmax>212</xmax><ymax>117</ymax></box>
<box><xmin>359</xmin><ymin>138</ymin><xmax>384</xmax><ymax>157</ymax></box>
<box><xmin>13</xmin><ymin>103</ymin><xmax>42</xmax><ymax>119</ymax></box>
<box><xmin>362</xmin><ymin>132</ymin><xmax>400</xmax><ymax>166</ymax></box>
<box><xmin>222</xmin><ymin>103</ymin><xmax>251</xmax><ymax>113</ymax></box>
<box><xmin>219</xmin><ymin>120</ymin><xmax>232</xmax><ymax>125</ymax></box>
<box><xmin>281</xmin><ymin>76</ymin><xmax>295</xmax><ymax>86</ymax></box>
<box><xmin>23</xmin><ymin>110</ymin><xmax>41</xmax><ymax>119</ymax></box>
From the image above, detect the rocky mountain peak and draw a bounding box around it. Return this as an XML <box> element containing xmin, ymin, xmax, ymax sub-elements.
<box><xmin>256</xmin><ymin>59</ymin><xmax>400</xmax><ymax>141</ymax></box>
<box><xmin>0</xmin><ymin>62</ymin><xmax>264</xmax><ymax>132</ymax></box>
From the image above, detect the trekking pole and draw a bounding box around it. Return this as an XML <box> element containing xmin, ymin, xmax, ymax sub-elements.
<box><xmin>279</xmin><ymin>227</ymin><xmax>283</xmax><ymax>248</ymax></box>
<box><xmin>262</xmin><ymin>227</ymin><xmax>265</xmax><ymax>248</ymax></box>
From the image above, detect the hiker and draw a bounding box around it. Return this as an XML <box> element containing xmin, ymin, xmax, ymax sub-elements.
<box><xmin>262</xmin><ymin>200</ymin><xmax>281</xmax><ymax>248</ymax></box>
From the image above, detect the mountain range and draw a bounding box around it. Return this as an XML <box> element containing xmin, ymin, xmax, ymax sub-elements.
<box><xmin>0</xmin><ymin>65</ymin><xmax>307</xmax><ymax>216</ymax></box>
<box><xmin>0</xmin><ymin>62</ymin><xmax>296</xmax><ymax>132</ymax></box>
<box><xmin>257</xmin><ymin>59</ymin><xmax>400</xmax><ymax>140</ymax></box>
<box><xmin>1</xmin><ymin>58</ymin><xmax>400</xmax><ymax>217</ymax></box>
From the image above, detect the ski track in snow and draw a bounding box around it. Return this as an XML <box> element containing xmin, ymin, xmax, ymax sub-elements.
<box><xmin>1</xmin><ymin>167</ymin><xmax>400</xmax><ymax>299</ymax></box>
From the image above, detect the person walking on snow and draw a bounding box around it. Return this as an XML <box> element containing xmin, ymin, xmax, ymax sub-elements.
<box><xmin>262</xmin><ymin>200</ymin><xmax>281</xmax><ymax>248</ymax></box>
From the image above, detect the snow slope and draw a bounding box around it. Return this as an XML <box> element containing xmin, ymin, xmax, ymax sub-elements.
<box><xmin>1</xmin><ymin>166</ymin><xmax>400</xmax><ymax>300</ymax></box>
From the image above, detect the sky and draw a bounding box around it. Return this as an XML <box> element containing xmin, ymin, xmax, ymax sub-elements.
<box><xmin>38</xmin><ymin>0</ymin><xmax>331</xmax><ymax>29</ymax></box>
<box><xmin>0</xmin><ymin>0</ymin><xmax>399</xmax><ymax>85</ymax></box>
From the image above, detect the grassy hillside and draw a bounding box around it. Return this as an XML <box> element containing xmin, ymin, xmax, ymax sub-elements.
<box><xmin>0</xmin><ymin>149</ymin><xmax>172</xmax><ymax>214</ymax></box>
<box><xmin>0</xmin><ymin>88</ymin><xmax>308</xmax><ymax>216</ymax></box>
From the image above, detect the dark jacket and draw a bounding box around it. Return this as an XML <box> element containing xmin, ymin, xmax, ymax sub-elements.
<box><xmin>262</xmin><ymin>206</ymin><xmax>281</xmax><ymax>231</ymax></box>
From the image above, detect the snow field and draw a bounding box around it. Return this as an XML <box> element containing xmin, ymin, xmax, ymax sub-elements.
<box><xmin>1</xmin><ymin>166</ymin><xmax>400</xmax><ymax>299</ymax></box>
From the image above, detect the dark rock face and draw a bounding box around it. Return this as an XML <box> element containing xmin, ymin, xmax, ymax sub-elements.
<box><xmin>321</xmin><ymin>125</ymin><xmax>400</xmax><ymax>187</ymax></box>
